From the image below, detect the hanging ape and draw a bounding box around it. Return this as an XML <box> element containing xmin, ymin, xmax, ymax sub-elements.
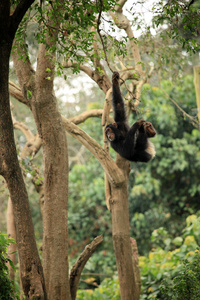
<box><xmin>105</xmin><ymin>71</ymin><xmax>156</xmax><ymax>163</ymax></box>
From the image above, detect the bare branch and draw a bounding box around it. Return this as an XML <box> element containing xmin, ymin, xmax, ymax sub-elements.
<box><xmin>70</xmin><ymin>235</ymin><xmax>103</xmax><ymax>300</ymax></box>
<box><xmin>12</xmin><ymin>117</ymin><xmax>34</xmax><ymax>141</ymax></box>
<box><xmin>134</xmin><ymin>64</ymin><xmax>154</xmax><ymax>107</ymax></box>
<box><xmin>69</xmin><ymin>109</ymin><xmax>109</xmax><ymax>124</ymax></box>
<box><xmin>9</xmin><ymin>82</ymin><xmax>125</xmax><ymax>185</ymax></box>
<box><xmin>9</xmin><ymin>81</ymin><xmax>30</xmax><ymax>107</ymax></box>
<box><xmin>63</xmin><ymin>61</ymin><xmax>93</xmax><ymax>76</ymax></box>
<box><xmin>105</xmin><ymin>174</ymin><xmax>112</xmax><ymax>211</ymax></box>
<box><xmin>109</xmin><ymin>7</ymin><xmax>142</xmax><ymax>74</ymax></box>
<box><xmin>11</xmin><ymin>40</ymin><xmax>35</xmax><ymax>96</ymax></box>
<box><xmin>63</xmin><ymin>61</ymin><xmax>111</xmax><ymax>93</ymax></box>
<box><xmin>161</xmin><ymin>87</ymin><xmax>200</xmax><ymax>128</ymax></box>
<box><xmin>114</xmin><ymin>0</ymin><xmax>127</xmax><ymax>12</ymax></box>
<box><xmin>21</xmin><ymin>135</ymin><xmax>42</xmax><ymax>160</ymax></box>
<box><xmin>12</xmin><ymin>112</ymin><xmax>42</xmax><ymax>159</ymax></box>
<box><xmin>102</xmin><ymin>89</ymin><xmax>113</xmax><ymax>211</ymax></box>
<box><xmin>102</xmin><ymin>88</ymin><xmax>112</xmax><ymax>127</ymax></box>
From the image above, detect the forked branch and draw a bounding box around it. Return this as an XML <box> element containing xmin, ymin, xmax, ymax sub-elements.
<box><xmin>70</xmin><ymin>235</ymin><xmax>103</xmax><ymax>300</ymax></box>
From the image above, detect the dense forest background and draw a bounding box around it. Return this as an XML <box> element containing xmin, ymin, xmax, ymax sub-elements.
<box><xmin>1</xmin><ymin>0</ymin><xmax>200</xmax><ymax>299</ymax></box>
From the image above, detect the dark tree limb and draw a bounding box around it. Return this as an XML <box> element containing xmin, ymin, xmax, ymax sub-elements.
<box><xmin>10</xmin><ymin>0</ymin><xmax>35</xmax><ymax>38</ymax></box>
<box><xmin>70</xmin><ymin>235</ymin><xmax>103</xmax><ymax>300</ymax></box>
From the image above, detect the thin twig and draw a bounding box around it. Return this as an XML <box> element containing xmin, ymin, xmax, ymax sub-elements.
<box><xmin>161</xmin><ymin>88</ymin><xmax>200</xmax><ymax>129</ymax></box>
<box><xmin>96</xmin><ymin>0</ymin><xmax>114</xmax><ymax>73</ymax></box>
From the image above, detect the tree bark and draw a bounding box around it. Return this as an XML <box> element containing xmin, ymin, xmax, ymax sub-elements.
<box><xmin>7</xmin><ymin>197</ymin><xmax>16</xmax><ymax>281</ymax></box>
<box><xmin>110</xmin><ymin>156</ymin><xmax>139</xmax><ymax>300</ymax></box>
<box><xmin>33</xmin><ymin>90</ymin><xmax>70</xmax><ymax>300</ymax></box>
<box><xmin>0</xmin><ymin>1</ymin><xmax>47</xmax><ymax>298</ymax></box>
<box><xmin>7</xmin><ymin>118</ymin><xmax>43</xmax><ymax>282</ymax></box>
<box><xmin>7</xmin><ymin>1</ymin><xmax>149</xmax><ymax>298</ymax></box>
<box><xmin>12</xmin><ymin>2</ymin><xmax>71</xmax><ymax>297</ymax></box>
<box><xmin>70</xmin><ymin>235</ymin><xmax>103</xmax><ymax>300</ymax></box>
<box><xmin>130</xmin><ymin>238</ymin><xmax>141</xmax><ymax>295</ymax></box>
<box><xmin>0</xmin><ymin>51</ymin><xmax>46</xmax><ymax>300</ymax></box>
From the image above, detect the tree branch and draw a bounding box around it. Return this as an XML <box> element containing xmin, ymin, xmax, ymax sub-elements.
<box><xmin>69</xmin><ymin>109</ymin><xmax>111</xmax><ymax>124</ymax></box>
<box><xmin>161</xmin><ymin>87</ymin><xmax>200</xmax><ymax>128</ymax></box>
<box><xmin>109</xmin><ymin>4</ymin><xmax>142</xmax><ymax>74</ymax></box>
<box><xmin>11</xmin><ymin>37</ymin><xmax>36</xmax><ymax>99</ymax></box>
<box><xmin>11</xmin><ymin>112</ymin><xmax>42</xmax><ymax>159</ymax></box>
<box><xmin>9</xmin><ymin>81</ymin><xmax>124</xmax><ymax>184</ymax></box>
<box><xmin>12</xmin><ymin>117</ymin><xmax>34</xmax><ymax>141</ymax></box>
<box><xmin>134</xmin><ymin>64</ymin><xmax>154</xmax><ymax>107</ymax></box>
<box><xmin>9</xmin><ymin>81</ymin><xmax>113</xmax><ymax>124</ymax></box>
<box><xmin>101</xmin><ymin>88</ymin><xmax>113</xmax><ymax>211</ymax></box>
<box><xmin>62</xmin><ymin>116</ymin><xmax>125</xmax><ymax>186</ymax></box>
<box><xmin>70</xmin><ymin>235</ymin><xmax>103</xmax><ymax>300</ymax></box>
<box><xmin>63</xmin><ymin>61</ymin><xmax>93</xmax><ymax>77</ymax></box>
<box><xmin>63</xmin><ymin>61</ymin><xmax>111</xmax><ymax>93</ymax></box>
<box><xmin>102</xmin><ymin>88</ymin><xmax>112</xmax><ymax>127</ymax></box>
<box><xmin>9</xmin><ymin>81</ymin><xmax>30</xmax><ymax>107</ymax></box>
<box><xmin>114</xmin><ymin>0</ymin><xmax>127</xmax><ymax>12</ymax></box>
<box><xmin>9</xmin><ymin>0</ymin><xmax>35</xmax><ymax>38</ymax></box>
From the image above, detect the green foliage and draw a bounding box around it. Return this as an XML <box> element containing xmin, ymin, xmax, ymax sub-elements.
<box><xmin>0</xmin><ymin>232</ymin><xmax>17</xmax><ymax>300</ymax></box>
<box><xmin>77</xmin><ymin>214</ymin><xmax>200</xmax><ymax>299</ymax></box>
<box><xmin>152</xmin><ymin>1</ymin><xmax>200</xmax><ymax>53</ymax></box>
<box><xmin>15</xmin><ymin>0</ymin><xmax>127</xmax><ymax>73</ymax></box>
<box><xmin>161</xmin><ymin>250</ymin><xmax>200</xmax><ymax>300</ymax></box>
<box><xmin>67</xmin><ymin>75</ymin><xmax>200</xmax><ymax>285</ymax></box>
<box><xmin>77</xmin><ymin>277</ymin><xmax>120</xmax><ymax>300</ymax></box>
<box><xmin>129</xmin><ymin>75</ymin><xmax>200</xmax><ymax>255</ymax></box>
<box><xmin>68</xmin><ymin>156</ymin><xmax>115</xmax><ymax>277</ymax></box>
<box><xmin>140</xmin><ymin>214</ymin><xmax>200</xmax><ymax>299</ymax></box>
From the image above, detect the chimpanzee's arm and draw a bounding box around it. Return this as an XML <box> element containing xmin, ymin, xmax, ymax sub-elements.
<box><xmin>112</xmin><ymin>71</ymin><xmax>127</xmax><ymax>123</ymax></box>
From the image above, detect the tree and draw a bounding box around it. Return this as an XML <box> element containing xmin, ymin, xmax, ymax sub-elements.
<box><xmin>0</xmin><ymin>0</ymin><xmax>47</xmax><ymax>298</ymax></box>
<box><xmin>12</xmin><ymin>1</ymin><xmax>73</xmax><ymax>298</ymax></box>
<box><xmin>152</xmin><ymin>0</ymin><xmax>200</xmax><ymax>53</ymax></box>
<box><xmin>8</xmin><ymin>0</ymin><xmax>151</xmax><ymax>298</ymax></box>
<box><xmin>6</xmin><ymin>0</ymin><xmax>200</xmax><ymax>299</ymax></box>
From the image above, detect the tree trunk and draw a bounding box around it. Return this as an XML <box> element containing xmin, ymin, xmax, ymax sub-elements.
<box><xmin>0</xmin><ymin>1</ymin><xmax>47</xmax><ymax>297</ymax></box>
<box><xmin>32</xmin><ymin>91</ymin><xmax>70</xmax><ymax>300</ymax></box>
<box><xmin>12</xmin><ymin>36</ymin><xmax>71</xmax><ymax>299</ymax></box>
<box><xmin>0</xmin><ymin>42</ymin><xmax>46</xmax><ymax>299</ymax></box>
<box><xmin>7</xmin><ymin>198</ymin><xmax>17</xmax><ymax>281</ymax></box>
<box><xmin>130</xmin><ymin>238</ymin><xmax>141</xmax><ymax>295</ymax></box>
<box><xmin>110</xmin><ymin>156</ymin><xmax>139</xmax><ymax>300</ymax></box>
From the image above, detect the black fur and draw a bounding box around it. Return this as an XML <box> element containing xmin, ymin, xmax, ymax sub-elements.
<box><xmin>105</xmin><ymin>72</ymin><xmax>156</xmax><ymax>163</ymax></box>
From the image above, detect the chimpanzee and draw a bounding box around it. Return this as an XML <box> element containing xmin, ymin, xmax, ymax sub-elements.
<box><xmin>105</xmin><ymin>71</ymin><xmax>156</xmax><ymax>163</ymax></box>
